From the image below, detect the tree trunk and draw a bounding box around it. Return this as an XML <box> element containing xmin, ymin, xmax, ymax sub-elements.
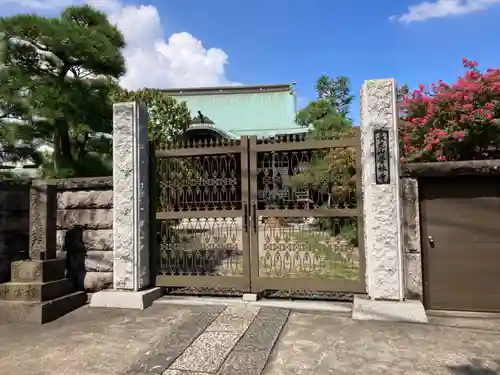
<box><xmin>53</xmin><ymin>126</ymin><xmax>62</xmax><ymax>174</ymax></box>
<box><xmin>52</xmin><ymin>64</ymin><xmax>74</xmax><ymax>176</ymax></box>
<box><xmin>60</xmin><ymin>121</ymin><xmax>72</xmax><ymax>160</ymax></box>
<box><xmin>53</xmin><ymin>119</ymin><xmax>73</xmax><ymax>175</ymax></box>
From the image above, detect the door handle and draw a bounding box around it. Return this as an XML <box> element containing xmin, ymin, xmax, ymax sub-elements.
<box><xmin>252</xmin><ymin>201</ymin><xmax>257</xmax><ymax>232</ymax></box>
<box><xmin>243</xmin><ymin>203</ymin><xmax>248</xmax><ymax>232</ymax></box>
<box><xmin>428</xmin><ymin>236</ymin><xmax>435</xmax><ymax>247</ymax></box>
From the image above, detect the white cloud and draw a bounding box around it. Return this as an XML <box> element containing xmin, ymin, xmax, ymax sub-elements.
<box><xmin>0</xmin><ymin>0</ymin><xmax>76</xmax><ymax>9</ymax></box>
<box><xmin>0</xmin><ymin>0</ymin><xmax>237</xmax><ymax>88</ymax></box>
<box><xmin>391</xmin><ymin>0</ymin><xmax>500</xmax><ymax>23</ymax></box>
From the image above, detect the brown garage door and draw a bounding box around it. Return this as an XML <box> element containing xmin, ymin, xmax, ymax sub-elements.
<box><xmin>420</xmin><ymin>176</ymin><xmax>500</xmax><ymax>312</ymax></box>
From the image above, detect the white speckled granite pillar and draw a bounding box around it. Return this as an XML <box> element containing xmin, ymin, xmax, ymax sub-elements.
<box><xmin>360</xmin><ymin>79</ymin><xmax>404</xmax><ymax>301</ymax></box>
<box><xmin>112</xmin><ymin>101</ymin><xmax>150</xmax><ymax>291</ymax></box>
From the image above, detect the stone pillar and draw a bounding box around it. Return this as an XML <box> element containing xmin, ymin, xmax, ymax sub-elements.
<box><xmin>352</xmin><ymin>78</ymin><xmax>427</xmax><ymax>323</ymax></box>
<box><xmin>29</xmin><ymin>181</ymin><xmax>57</xmax><ymax>260</ymax></box>
<box><xmin>359</xmin><ymin>78</ymin><xmax>404</xmax><ymax>301</ymax></box>
<box><xmin>90</xmin><ymin>101</ymin><xmax>161</xmax><ymax>309</ymax></box>
<box><xmin>112</xmin><ymin>101</ymin><xmax>150</xmax><ymax>291</ymax></box>
<box><xmin>0</xmin><ymin>182</ymin><xmax>88</xmax><ymax>324</ymax></box>
<box><xmin>402</xmin><ymin>178</ymin><xmax>423</xmax><ymax>301</ymax></box>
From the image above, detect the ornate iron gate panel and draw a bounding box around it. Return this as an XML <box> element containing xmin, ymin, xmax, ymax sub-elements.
<box><xmin>247</xmin><ymin>130</ymin><xmax>365</xmax><ymax>294</ymax></box>
<box><xmin>151</xmin><ymin>130</ymin><xmax>366</xmax><ymax>297</ymax></box>
<box><xmin>152</xmin><ymin>137</ymin><xmax>251</xmax><ymax>292</ymax></box>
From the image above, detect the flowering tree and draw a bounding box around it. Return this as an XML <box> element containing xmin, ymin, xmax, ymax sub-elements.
<box><xmin>400</xmin><ymin>59</ymin><xmax>500</xmax><ymax>163</ymax></box>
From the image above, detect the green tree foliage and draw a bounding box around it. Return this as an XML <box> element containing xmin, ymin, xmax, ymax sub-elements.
<box><xmin>397</xmin><ymin>84</ymin><xmax>410</xmax><ymax>102</ymax></box>
<box><xmin>296</xmin><ymin>75</ymin><xmax>354</xmax><ymax>132</ymax></box>
<box><xmin>0</xmin><ymin>5</ymin><xmax>125</xmax><ymax>177</ymax></box>
<box><xmin>293</xmin><ymin>75</ymin><xmax>356</xmax><ymax>191</ymax></box>
<box><xmin>291</xmin><ymin>76</ymin><xmax>358</xmax><ymax>245</ymax></box>
<box><xmin>315</xmin><ymin>75</ymin><xmax>354</xmax><ymax>118</ymax></box>
<box><xmin>296</xmin><ymin>99</ymin><xmax>352</xmax><ymax>135</ymax></box>
<box><xmin>110</xmin><ymin>88</ymin><xmax>191</xmax><ymax>145</ymax></box>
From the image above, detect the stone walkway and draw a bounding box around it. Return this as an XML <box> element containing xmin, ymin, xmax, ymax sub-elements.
<box><xmin>125</xmin><ymin>304</ymin><xmax>288</xmax><ymax>375</ymax></box>
<box><xmin>1</xmin><ymin>302</ymin><xmax>500</xmax><ymax>375</ymax></box>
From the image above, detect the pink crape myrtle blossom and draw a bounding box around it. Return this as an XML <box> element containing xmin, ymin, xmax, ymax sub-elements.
<box><xmin>400</xmin><ymin>59</ymin><xmax>500</xmax><ymax>163</ymax></box>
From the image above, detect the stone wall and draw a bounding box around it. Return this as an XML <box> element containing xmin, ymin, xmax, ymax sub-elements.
<box><xmin>401</xmin><ymin>178</ymin><xmax>422</xmax><ymax>301</ymax></box>
<box><xmin>52</xmin><ymin>177</ymin><xmax>113</xmax><ymax>291</ymax></box>
<box><xmin>0</xmin><ymin>182</ymin><xmax>30</xmax><ymax>283</ymax></box>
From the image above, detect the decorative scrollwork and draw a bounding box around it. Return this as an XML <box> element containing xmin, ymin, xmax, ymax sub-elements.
<box><xmin>158</xmin><ymin>218</ymin><xmax>243</xmax><ymax>277</ymax></box>
<box><xmin>258</xmin><ymin>216</ymin><xmax>360</xmax><ymax>280</ymax></box>
<box><xmin>156</xmin><ymin>154</ymin><xmax>242</xmax><ymax>212</ymax></box>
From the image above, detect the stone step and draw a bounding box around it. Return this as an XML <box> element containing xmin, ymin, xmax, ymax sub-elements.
<box><xmin>0</xmin><ymin>291</ymin><xmax>87</xmax><ymax>324</ymax></box>
<box><xmin>11</xmin><ymin>258</ymin><xmax>66</xmax><ymax>283</ymax></box>
<box><xmin>0</xmin><ymin>278</ymin><xmax>74</xmax><ymax>302</ymax></box>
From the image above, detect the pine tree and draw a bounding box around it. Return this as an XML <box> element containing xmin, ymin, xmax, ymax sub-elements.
<box><xmin>0</xmin><ymin>5</ymin><xmax>125</xmax><ymax>177</ymax></box>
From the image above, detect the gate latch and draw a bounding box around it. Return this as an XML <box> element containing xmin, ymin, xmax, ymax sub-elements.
<box><xmin>243</xmin><ymin>203</ymin><xmax>248</xmax><ymax>232</ymax></box>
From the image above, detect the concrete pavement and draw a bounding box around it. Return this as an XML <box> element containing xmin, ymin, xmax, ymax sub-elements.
<box><xmin>1</xmin><ymin>302</ymin><xmax>499</xmax><ymax>375</ymax></box>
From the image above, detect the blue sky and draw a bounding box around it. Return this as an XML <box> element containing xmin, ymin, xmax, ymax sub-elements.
<box><xmin>1</xmin><ymin>0</ymin><xmax>500</xmax><ymax>123</ymax></box>
<box><xmin>152</xmin><ymin>0</ymin><xmax>500</xmax><ymax>121</ymax></box>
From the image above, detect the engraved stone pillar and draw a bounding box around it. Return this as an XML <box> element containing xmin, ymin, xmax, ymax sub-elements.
<box><xmin>359</xmin><ymin>78</ymin><xmax>404</xmax><ymax>301</ymax></box>
<box><xmin>112</xmin><ymin>101</ymin><xmax>150</xmax><ymax>291</ymax></box>
<box><xmin>90</xmin><ymin>100</ymin><xmax>161</xmax><ymax>309</ymax></box>
<box><xmin>29</xmin><ymin>181</ymin><xmax>57</xmax><ymax>260</ymax></box>
<box><xmin>352</xmin><ymin>78</ymin><xmax>427</xmax><ymax>323</ymax></box>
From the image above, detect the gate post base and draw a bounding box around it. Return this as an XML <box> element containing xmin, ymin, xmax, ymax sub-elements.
<box><xmin>242</xmin><ymin>293</ymin><xmax>258</xmax><ymax>302</ymax></box>
<box><xmin>89</xmin><ymin>287</ymin><xmax>162</xmax><ymax>310</ymax></box>
<box><xmin>351</xmin><ymin>295</ymin><xmax>428</xmax><ymax>324</ymax></box>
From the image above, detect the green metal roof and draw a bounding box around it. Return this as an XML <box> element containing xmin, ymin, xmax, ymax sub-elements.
<box><xmin>163</xmin><ymin>84</ymin><xmax>305</xmax><ymax>137</ymax></box>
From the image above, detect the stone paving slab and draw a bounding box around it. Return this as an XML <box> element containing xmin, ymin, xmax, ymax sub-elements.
<box><xmin>234</xmin><ymin>308</ymin><xmax>290</xmax><ymax>353</ymax></box>
<box><xmin>123</xmin><ymin>306</ymin><xmax>225</xmax><ymax>375</ymax></box>
<box><xmin>169</xmin><ymin>331</ymin><xmax>242</xmax><ymax>372</ymax></box>
<box><xmin>162</xmin><ymin>371</ymin><xmax>210</xmax><ymax>375</ymax></box>
<box><xmin>167</xmin><ymin>304</ymin><xmax>263</xmax><ymax>373</ymax></box>
<box><xmin>216</xmin><ymin>308</ymin><xmax>290</xmax><ymax>375</ymax></box>
<box><xmin>206</xmin><ymin>304</ymin><xmax>259</xmax><ymax>333</ymax></box>
<box><xmin>218</xmin><ymin>350</ymin><xmax>270</xmax><ymax>375</ymax></box>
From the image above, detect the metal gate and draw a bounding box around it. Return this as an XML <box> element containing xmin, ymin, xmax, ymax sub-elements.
<box><xmin>152</xmin><ymin>137</ymin><xmax>251</xmax><ymax>291</ymax></box>
<box><xmin>152</xmin><ymin>130</ymin><xmax>365</xmax><ymax>296</ymax></box>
